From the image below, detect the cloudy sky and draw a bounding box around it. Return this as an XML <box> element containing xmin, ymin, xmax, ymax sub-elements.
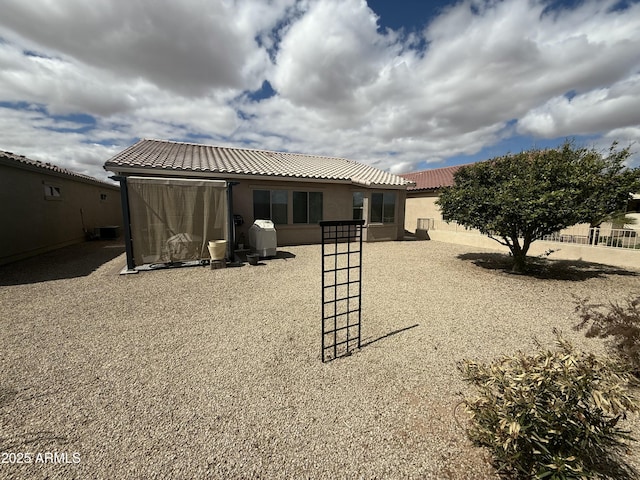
<box><xmin>1</xmin><ymin>0</ymin><xmax>639</xmax><ymax>182</ymax></box>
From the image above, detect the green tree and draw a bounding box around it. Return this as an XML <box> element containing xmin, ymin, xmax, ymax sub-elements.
<box><xmin>436</xmin><ymin>142</ymin><xmax>640</xmax><ymax>273</ymax></box>
<box><xmin>577</xmin><ymin>143</ymin><xmax>639</xmax><ymax>245</ymax></box>
<box><xmin>580</xmin><ymin>143</ymin><xmax>639</xmax><ymax>228</ymax></box>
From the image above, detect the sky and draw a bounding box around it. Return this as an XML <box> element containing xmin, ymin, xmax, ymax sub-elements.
<box><xmin>0</xmin><ymin>0</ymin><xmax>639</xmax><ymax>183</ymax></box>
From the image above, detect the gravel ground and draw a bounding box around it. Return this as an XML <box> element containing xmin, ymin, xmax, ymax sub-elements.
<box><xmin>1</xmin><ymin>239</ymin><xmax>639</xmax><ymax>479</ymax></box>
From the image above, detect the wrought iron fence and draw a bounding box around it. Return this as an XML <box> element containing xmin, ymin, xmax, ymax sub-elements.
<box><xmin>543</xmin><ymin>228</ymin><xmax>639</xmax><ymax>249</ymax></box>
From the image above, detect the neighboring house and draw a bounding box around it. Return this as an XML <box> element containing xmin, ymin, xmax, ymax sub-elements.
<box><xmin>0</xmin><ymin>150</ymin><xmax>122</xmax><ymax>266</ymax></box>
<box><xmin>399</xmin><ymin>165</ymin><xmax>462</xmax><ymax>233</ymax></box>
<box><xmin>400</xmin><ymin>164</ymin><xmax>640</xmax><ymax>234</ymax></box>
<box><xmin>104</xmin><ymin>139</ymin><xmax>413</xmax><ymax>269</ymax></box>
<box><xmin>399</xmin><ymin>164</ymin><xmax>640</xmax><ymax>270</ymax></box>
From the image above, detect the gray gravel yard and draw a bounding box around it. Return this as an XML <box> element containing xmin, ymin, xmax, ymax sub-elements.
<box><xmin>1</xmin><ymin>240</ymin><xmax>639</xmax><ymax>479</ymax></box>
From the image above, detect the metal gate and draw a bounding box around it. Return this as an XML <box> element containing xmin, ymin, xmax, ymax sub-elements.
<box><xmin>320</xmin><ymin>220</ymin><xmax>364</xmax><ymax>362</ymax></box>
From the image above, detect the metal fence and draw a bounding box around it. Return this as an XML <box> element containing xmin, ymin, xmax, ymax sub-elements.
<box><xmin>543</xmin><ymin>228</ymin><xmax>639</xmax><ymax>249</ymax></box>
<box><xmin>418</xmin><ymin>218</ymin><xmax>640</xmax><ymax>250</ymax></box>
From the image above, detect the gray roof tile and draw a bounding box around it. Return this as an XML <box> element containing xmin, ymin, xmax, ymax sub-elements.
<box><xmin>1</xmin><ymin>149</ymin><xmax>117</xmax><ymax>187</ymax></box>
<box><xmin>104</xmin><ymin>139</ymin><xmax>412</xmax><ymax>187</ymax></box>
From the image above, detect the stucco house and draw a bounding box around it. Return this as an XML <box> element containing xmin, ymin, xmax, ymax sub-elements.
<box><xmin>399</xmin><ymin>164</ymin><xmax>640</xmax><ymax>269</ymax></box>
<box><xmin>399</xmin><ymin>165</ymin><xmax>462</xmax><ymax>233</ymax></box>
<box><xmin>0</xmin><ymin>150</ymin><xmax>121</xmax><ymax>265</ymax></box>
<box><xmin>400</xmin><ymin>164</ymin><xmax>640</xmax><ymax>233</ymax></box>
<box><xmin>104</xmin><ymin>139</ymin><xmax>413</xmax><ymax>269</ymax></box>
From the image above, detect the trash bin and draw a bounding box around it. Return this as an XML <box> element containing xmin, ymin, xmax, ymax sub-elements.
<box><xmin>248</xmin><ymin>220</ymin><xmax>277</xmax><ymax>257</ymax></box>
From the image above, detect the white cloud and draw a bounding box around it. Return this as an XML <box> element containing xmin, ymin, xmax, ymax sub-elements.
<box><xmin>405</xmin><ymin>0</ymin><xmax>640</xmax><ymax>135</ymax></box>
<box><xmin>0</xmin><ymin>42</ymin><xmax>137</xmax><ymax>116</ymax></box>
<box><xmin>264</xmin><ymin>0</ymin><xmax>640</xmax><ymax>166</ymax></box>
<box><xmin>272</xmin><ymin>0</ymin><xmax>399</xmax><ymax>112</ymax></box>
<box><xmin>0</xmin><ymin>0</ymin><xmax>639</xmax><ymax>178</ymax></box>
<box><xmin>518</xmin><ymin>75</ymin><xmax>640</xmax><ymax>138</ymax></box>
<box><xmin>0</xmin><ymin>106</ymin><xmax>122</xmax><ymax>182</ymax></box>
<box><xmin>0</xmin><ymin>0</ymin><xmax>270</xmax><ymax>95</ymax></box>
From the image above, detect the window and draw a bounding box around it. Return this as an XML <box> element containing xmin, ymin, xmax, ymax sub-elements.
<box><xmin>271</xmin><ymin>190</ymin><xmax>288</xmax><ymax>224</ymax></box>
<box><xmin>44</xmin><ymin>184</ymin><xmax>61</xmax><ymax>200</ymax></box>
<box><xmin>253</xmin><ymin>190</ymin><xmax>270</xmax><ymax>220</ymax></box>
<box><xmin>353</xmin><ymin>192</ymin><xmax>364</xmax><ymax>220</ymax></box>
<box><xmin>253</xmin><ymin>189</ymin><xmax>288</xmax><ymax>224</ymax></box>
<box><xmin>100</xmin><ymin>193</ymin><xmax>108</xmax><ymax>201</ymax></box>
<box><xmin>293</xmin><ymin>191</ymin><xmax>323</xmax><ymax>224</ymax></box>
<box><xmin>370</xmin><ymin>192</ymin><xmax>396</xmax><ymax>224</ymax></box>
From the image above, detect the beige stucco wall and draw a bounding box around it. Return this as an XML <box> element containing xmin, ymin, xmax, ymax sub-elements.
<box><xmin>406</xmin><ymin>191</ymin><xmax>640</xmax><ymax>235</ymax></box>
<box><xmin>0</xmin><ymin>162</ymin><xmax>122</xmax><ymax>265</ymax></box>
<box><xmin>405</xmin><ymin>190</ymin><xmax>639</xmax><ymax>270</ymax></box>
<box><xmin>230</xmin><ymin>179</ymin><xmax>406</xmax><ymax>246</ymax></box>
<box><xmin>405</xmin><ymin>192</ymin><xmax>441</xmax><ymax>233</ymax></box>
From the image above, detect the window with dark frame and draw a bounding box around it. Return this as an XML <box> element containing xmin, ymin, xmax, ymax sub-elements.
<box><xmin>271</xmin><ymin>190</ymin><xmax>287</xmax><ymax>224</ymax></box>
<box><xmin>352</xmin><ymin>192</ymin><xmax>364</xmax><ymax>220</ymax></box>
<box><xmin>293</xmin><ymin>191</ymin><xmax>323</xmax><ymax>224</ymax></box>
<box><xmin>44</xmin><ymin>184</ymin><xmax>61</xmax><ymax>200</ymax></box>
<box><xmin>253</xmin><ymin>189</ymin><xmax>288</xmax><ymax>224</ymax></box>
<box><xmin>370</xmin><ymin>192</ymin><xmax>396</xmax><ymax>224</ymax></box>
<box><xmin>383</xmin><ymin>192</ymin><xmax>396</xmax><ymax>223</ymax></box>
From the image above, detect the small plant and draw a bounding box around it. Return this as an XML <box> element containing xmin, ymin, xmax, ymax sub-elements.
<box><xmin>458</xmin><ymin>331</ymin><xmax>638</xmax><ymax>479</ymax></box>
<box><xmin>574</xmin><ymin>295</ymin><xmax>640</xmax><ymax>376</ymax></box>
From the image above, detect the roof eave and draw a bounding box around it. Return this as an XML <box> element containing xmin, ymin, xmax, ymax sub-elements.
<box><xmin>407</xmin><ymin>187</ymin><xmax>443</xmax><ymax>193</ymax></box>
<box><xmin>104</xmin><ymin>165</ymin><xmax>410</xmax><ymax>188</ymax></box>
<box><xmin>1</xmin><ymin>155</ymin><xmax>119</xmax><ymax>189</ymax></box>
<box><xmin>104</xmin><ymin>165</ymin><xmax>355</xmax><ymax>185</ymax></box>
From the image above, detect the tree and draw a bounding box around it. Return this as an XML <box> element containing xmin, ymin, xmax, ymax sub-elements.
<box><xmin>579</xmin><ymin>143</ymin><xmax>639</xmax><ymax>228</ymax></box>
<box><xmin>436</xmin><ymin>142</ymin><xmax>640</xmax><ymax>273</ymax></box>
<box><xmin>575</xmin><ymin>142</ymin><xmax>639</xmax><ymax>244</ymax></box>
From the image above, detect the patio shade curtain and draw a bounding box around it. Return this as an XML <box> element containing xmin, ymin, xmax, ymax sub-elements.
<box><xmin>127</xmin><ymin>177</ymin><xmax>227</xmax><ymax>265</ymax></box>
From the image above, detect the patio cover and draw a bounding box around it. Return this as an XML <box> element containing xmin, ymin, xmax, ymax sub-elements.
<box><xmin>126</xmin><ymin>177</ymin><xmax>227</xmax><ymax>265</ymax></box>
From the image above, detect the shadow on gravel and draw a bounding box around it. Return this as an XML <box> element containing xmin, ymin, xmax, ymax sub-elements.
<box><xmin>0</xmin><ymin>432</ymin><xmax>70</xmax><ymax>452</ymax></box>
<box><xmin>457</xmin><ymin>252</ymin><xmax>639</xmax><ymax>281</ymax></box>
<box><xmin>272</xmin><ymin>251</ymin><xmax>296</xmax><ymax>260</ymax></box>
<box><xmin>0</xmin><ymin>385</ymin><xmax>71</xmax><ymax>449</ymax></box>
<box><xmin>0</xmin><ymin>241</ymin><xmax>125</xmax><ymax>286</ymax></box>
<box><xmin>0</xmin><ymin>386</ymin><xmax>17</xmax><ymax>408</ymax></box>
<box><xmin>361</xmin><ymin>324</ymin><xmax>420</xmax><ymax>348</ymax></box>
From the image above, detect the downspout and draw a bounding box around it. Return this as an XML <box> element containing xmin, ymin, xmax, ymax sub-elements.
<box><xmin>111</xmin><ymin>175</ymin><xmax>136</xmax><ymax>272</ymax></box>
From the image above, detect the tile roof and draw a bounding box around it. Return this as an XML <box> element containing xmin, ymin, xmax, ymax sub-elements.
<box><xmin>399</xmin><ymin>165</ymin><xmax>464</xmax><ymax>191</ymax></box>
<box><xmin>104</xmin><ymin>139</ymin><xmax>413</xmax><ymax>188</ymax></box>
<box><xmin>0</xmin><ymin>149</ymin><xmax>117</xmax><ymax>188</ymax></box>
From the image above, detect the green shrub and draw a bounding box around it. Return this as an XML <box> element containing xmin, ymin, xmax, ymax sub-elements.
<box><xmin>574</xmin><ymin>296</ymin><xmax>640</xmax><ymax>376</ymax></box>
<box><xmin>458</xmin><ymin>332</ymin><xmax>638</xmax><ymax>479</ymax></box>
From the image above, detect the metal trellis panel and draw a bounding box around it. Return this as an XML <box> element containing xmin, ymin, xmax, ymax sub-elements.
<box><xmin>320</xmin><ymin>220</ymin><xmax>364</xmax><ymax>362</ymax></box>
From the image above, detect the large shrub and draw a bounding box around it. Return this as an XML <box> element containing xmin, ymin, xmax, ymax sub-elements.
<box><xmin>436</xmin><ymin>142</ymin><xmax>639</xmax><ymax>273</ymax></box>
<box><xmin>458</xmin><ymin>332</ymin><xmax>638</xmax><ymax>479</ymax></box>
<box><xmin>574</xmin><ymin>295</ymin><xmax>640</xmax><ymax>376</ymax></box>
